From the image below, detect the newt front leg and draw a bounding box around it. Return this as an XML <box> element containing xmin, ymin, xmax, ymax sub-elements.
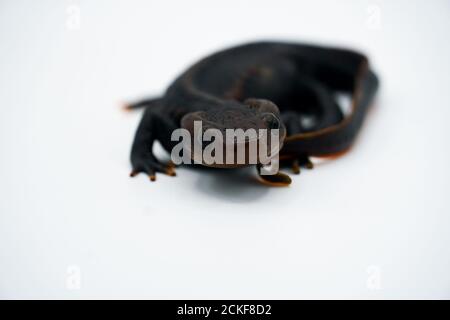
<box><xmin>130</xmin><ymin>108</ymin><xmax>177</xmax><ymax>181</ymax></box>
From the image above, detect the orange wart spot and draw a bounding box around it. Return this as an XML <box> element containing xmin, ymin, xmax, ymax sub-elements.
<box><xmin>165</xmin><ymin>168</ymin><xmax>176</xmax><ymax>176</ymax></box>
<box><xmin>257</xmin><ymin>177</ymin><xmax>292</xmax><ymax>187</ymax></box>
<box><xmin>130</xmin><ymin>170</ymin><xmax>138</xmax><ymax>177</ymax></box>
<box><xmin>121</xmin><ymin>101</ymin><xmax>133</xmax><ymax>112</ymax></box>
<box><xmin>316</xmin><ymin>146</ymin><xmax>352</xmax><ymax>160</ymax></box>
<box><xmin>257</xmin><ymin>172</ymin><xmax>292</xmax><ymax>187</ymax></box>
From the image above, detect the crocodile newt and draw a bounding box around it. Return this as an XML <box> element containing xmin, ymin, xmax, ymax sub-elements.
<box><xmin>126</xmin><ymin>41</ymin><xmax>379</xmax><ymax>186</ymax></box>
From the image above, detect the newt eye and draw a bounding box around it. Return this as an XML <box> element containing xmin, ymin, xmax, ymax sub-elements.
<box><xmin>261</xmin><ymin>112</ymin><xmax>280</xmax><ymax>130</ymax></box>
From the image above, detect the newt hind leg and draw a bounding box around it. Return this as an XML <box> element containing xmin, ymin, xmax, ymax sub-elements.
<box><xmin>279</xmin><ymin>152</ymin><xmax>313</xmax><ymax>175</ymax></box>
<box><xmin>278</xmin><ymin>75</ymin><xmax>344</xmax><ymax>174</ymax></box>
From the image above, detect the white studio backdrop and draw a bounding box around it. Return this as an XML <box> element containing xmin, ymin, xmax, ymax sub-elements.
<box><xmin>0</xmin><ymin>0</ymin><xmax>449</xmax><ymax>299</ymax></box>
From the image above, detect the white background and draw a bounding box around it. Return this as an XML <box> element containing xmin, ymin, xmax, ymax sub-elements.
<box><xmin>1</xmin><ymin>0</ymin><xmax>449</xmax><ymax>299</ymax></box>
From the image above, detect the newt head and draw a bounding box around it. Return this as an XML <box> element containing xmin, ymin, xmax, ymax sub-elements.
<box><xmin>180</xmin><ymin>98</ymin><xmax>286</xmax><ymax>168</ymax></box>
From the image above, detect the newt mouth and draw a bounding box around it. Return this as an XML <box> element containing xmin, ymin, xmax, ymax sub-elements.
<box><xmin>178</xmin><ymin>115</ymin><xmax>285</xmax><ymax>168</ymax></box>
<box><xmin>185</xmin><ymin>129</ymin><xmax>285</xmax><ymax>168</ymax></box>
